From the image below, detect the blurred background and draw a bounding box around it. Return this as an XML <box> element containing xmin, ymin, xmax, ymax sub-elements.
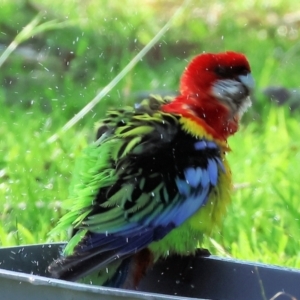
<box><xmin>1</xmin><ymin>0</ymin><xmax>300</xmax><ymax>269</ymax></box>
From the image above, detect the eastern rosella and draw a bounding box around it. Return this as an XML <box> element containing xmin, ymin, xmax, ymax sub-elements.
<box><xmin>48</xmin><ymin>51</ymin><xmax>254</xmax><ymax>288</ymax></box>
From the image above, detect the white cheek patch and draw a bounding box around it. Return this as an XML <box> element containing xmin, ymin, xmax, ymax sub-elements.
<box><xmin>212</xmin><ymin>80</ymin><xmax>242</xmax><ymax>97</ymax></box>
<box><xmin>211</xmin><ymin>79</ymin><xmax>252</xmax><ymax>118</ymax></box>
<box><xmin>237</xmin><ymin>96</ymin><xmax>252</xmax><ymax>118</ymax></box>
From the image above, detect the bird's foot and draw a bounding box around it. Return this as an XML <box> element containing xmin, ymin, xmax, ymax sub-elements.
<box><xmin>195</xmin><ymin>248</ymin><xmax>211</xmax><ymax>257</ymax></box>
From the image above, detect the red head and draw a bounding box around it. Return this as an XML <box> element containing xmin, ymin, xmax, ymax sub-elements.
<box><xmin>163</xmin><ymin>51</ymin><xmax>254</xmax><ymax>140</ymax></box>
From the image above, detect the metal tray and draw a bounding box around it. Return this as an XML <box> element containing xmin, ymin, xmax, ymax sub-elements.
<box><xmin>0</xmin><ymin>243</ymin><xmax>299</xmax><ymax>300</ymax></box>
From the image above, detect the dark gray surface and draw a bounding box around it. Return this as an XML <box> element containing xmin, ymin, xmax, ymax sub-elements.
<box><xmin>0</xmin><ymin>243</ymin><xmax>299</xmax><ymax>300</ymax></box>
<box><xmin>0</xmin><ymin>268</ymin><xmax>190</xmax><ymax>300</ymax></box>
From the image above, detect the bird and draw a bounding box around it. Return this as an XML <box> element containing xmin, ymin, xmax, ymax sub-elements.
<box><xmin>48</xmin><ymin>51</ymin><xmax>254</xmax><ymax>289</ymax></box>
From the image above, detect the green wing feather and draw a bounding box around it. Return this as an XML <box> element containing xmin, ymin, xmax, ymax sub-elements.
<box><xmin>50</xmin><ymin>95</ymin><xmax>177</xmax><ymax>241</ymax></box>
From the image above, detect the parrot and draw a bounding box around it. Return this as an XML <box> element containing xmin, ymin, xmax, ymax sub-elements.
<box><xmin>48</xmin><ymin>51</ymin><xmax>254</xmax><ymax>289</ymax></box>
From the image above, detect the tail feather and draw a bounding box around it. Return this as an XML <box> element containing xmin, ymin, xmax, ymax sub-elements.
<box><xmin>48</xmin><ymin>230</ymin><xmax>155</xmax><ymax>282</ymax></box>
<box><xmin>48</xmin><ymin>248</ymin><xmax>125</xmax><ymax>281</ymax></box>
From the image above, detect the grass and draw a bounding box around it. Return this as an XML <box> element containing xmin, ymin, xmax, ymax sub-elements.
<box><xmin>1</xmin><ymin>0</ymin><xmax>300</xmax><ymax>272</ymax></box>
<box><xmin>212</xmin><ymin>107</ymin><xmax>300</xmax><ymax>267</ymax></box>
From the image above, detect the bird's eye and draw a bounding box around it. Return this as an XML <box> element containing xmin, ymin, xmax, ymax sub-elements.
<box><xmin>232</xmin><ymin>66</ymin><xmax>249</xmax><ymax>76</ymax></box>
<box><xmin>215</xmin><ymin>65</ymin><xmax>249</xmax><ymax>78</ymax></box>
<box><xmin>215</xmin><ymin>66</ymin><xmax>228</xmax><ymax>77</ymax></box>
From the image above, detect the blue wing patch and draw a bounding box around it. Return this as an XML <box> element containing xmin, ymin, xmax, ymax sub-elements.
<box><xmin>172</xmin><ymin>138</ymin><xmax>225</xmax><ymax>226</ymax></box>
